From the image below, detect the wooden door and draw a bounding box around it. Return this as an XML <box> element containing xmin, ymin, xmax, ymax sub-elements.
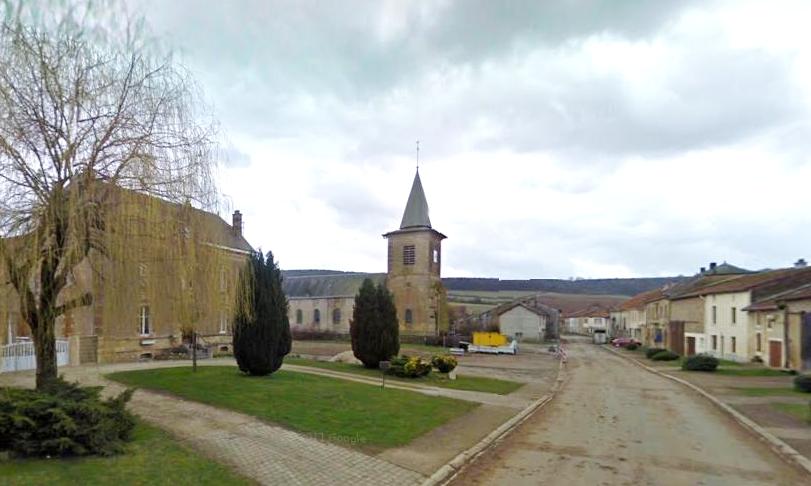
<box><xmin>769</xmin><ymin>341</ymin><xmax>782</xmax><ymax>368</ymax></box>
<box><xmin>802</xmin><ymin>313</ymin><xmax>811</xmax><ymax>370</ymax></box>
<box><xmin>686</xmin><ymin>337</ymin><xmax>696</xmax><ymax>356</ymax></box>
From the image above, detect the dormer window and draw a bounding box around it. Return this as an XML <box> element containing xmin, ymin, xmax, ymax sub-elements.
<box><xmin>403</xmin><ymin>245</ymin><xmax>415</xmax><ymax>265</ymax></box>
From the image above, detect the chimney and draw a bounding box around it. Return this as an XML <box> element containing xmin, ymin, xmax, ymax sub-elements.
<box><xmin>795</xmin><ymin>258</ymin><xmax>808</xmax><ymax>268</ymax></box>
<box><xmin>709</xmin><ymin>262</ymin><xmax>717</xmax><ymax>270</ymax></box>
<box><xmin>700</xmin><ymin>267</ymin><xmax>706</xmax><ymax>274</ymax></box>
<box><xmin>232</xmin><ymin>210</ymin><xmax>243</xmax><ymax>237</ymax></box>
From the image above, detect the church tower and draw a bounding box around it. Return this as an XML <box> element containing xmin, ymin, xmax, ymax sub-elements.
<box><xmin>384</xmin><ymin>170</ymin><xmax>448</xmax><ymax>335</ymax></box>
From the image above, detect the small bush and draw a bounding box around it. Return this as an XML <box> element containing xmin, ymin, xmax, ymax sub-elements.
<box><xmin>431</xmin><ymin>355</ymin><xmax>458</xmax><ymax>373</ymax></box>
<box><xmin>387</xmin><ymin>355</ymin><xmax>432</xmax><ymax>378</ymax></box>
<box><xmin>682</xmin><ymin>354</ymin><xmax>719</xmax><ymax>372</ymax></box>
<box><xmin>651</xmin><ymin>350</ymin><xmax>680</xmax><ymax>361</ymax></box>
<box><xmin>625</xmin><ymin>343</ymin><xmax>639</xmax><ymax>351</ymax></box>
<box><xmin>751</xmin><ymin>355</ymin><xmax>764</xmax><ymax>364</ymax></box>
<box><xmin>645</xmin><ymin>348</ymin><xmax>667</xmax><ymax>359</ymax></box>
<box><xmin>793</xmin><ymin>374</ymin><xmax>811</xmax><ymax>393</ymax></box>
<box><xmin>0</xmin><ymin>377</ymin><xmax>135</xmax><ymax>458</ymax></box>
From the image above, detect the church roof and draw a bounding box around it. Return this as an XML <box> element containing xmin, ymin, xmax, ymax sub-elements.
<box><xmin>282</xmin><ymin>272</ymin><xmax>386</xmax><ymax>299</ymax></box>
<box><xmin>399</xmin><ymin>170</ymin><xmax>432</xmax><ymax>229</ymax></box>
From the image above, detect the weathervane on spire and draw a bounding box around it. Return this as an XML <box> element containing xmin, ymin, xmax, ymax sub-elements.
<box><xmin>416</xmin><ymin>140</ymin><xmax>420</xmax><ymax>171</ymax></box>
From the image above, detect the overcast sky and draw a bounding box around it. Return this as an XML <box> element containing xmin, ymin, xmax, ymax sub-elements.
<box><xmin>137</xmin><ymin>0</ymin><xmax>811</xmax><ymax>279</ymax></box>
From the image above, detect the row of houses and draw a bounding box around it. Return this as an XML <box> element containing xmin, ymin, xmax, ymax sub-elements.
<box><xmin>606</xmin><ymin>260</ymin><xmax>811</xmax><ymax>370</ymax></box>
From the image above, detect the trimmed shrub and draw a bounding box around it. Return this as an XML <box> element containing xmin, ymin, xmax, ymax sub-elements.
<box><xmin>625</xmin><ymin>343</ymin><xmax>639</xmax><ymax>351</ymax></box>
<box><xmin>645</xmin><ymin>347</ymin><xmax>667</xmax><ymax>359</ymax></box>
<box><xmin>388</xmin><ymin>355</ymin><xmax>432</xmax><ymax>378</ymax></box>
<box><xmin>793</xmin><ymin>374</ymin><xmax>811</xmax><ymax>393</ymax></box>
<box><xmin>651</xmin><ymin>350</ymin><xmax>680</xmax><ymax>361</ymax></box>
<box><xmin>431</xmin><ymin>355</ymin><xmax>458</xmax><ymax>373</ymax></box>
<box><xmin>233</xmin><ymin>251</ymin><xmax>292</xmax><ymax>376</ymax></box>
<box><xmin>0</xmin><ymin>377</ymin><xmax>135</xmax><ymax>458</ymax></box>
<box><xmin>350</xmin><ymin>279</ymin><xmax>400</xmax><ymax>368</ymax></box>
<box><xmin>682</xmin><ymin>354</ymin><xmax>719</xmax><ymax>372</ymax></box>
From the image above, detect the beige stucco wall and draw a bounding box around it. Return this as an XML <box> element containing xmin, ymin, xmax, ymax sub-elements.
<box><xmin>499</xmin><ymin>306</ymin><xmax>544</xmax><ymax>342</ymax></box>
<box><xmin>704</xmin><ymin>291</ymin><xmax>751</xmax><ymax>362</ymax></box>
<box><xmin>288</xmin><ymin>296</ymin><xmax>355</xmax><ymax>334</ymax></box>
<box><xmin>748</xmin><ymin>300</ymin><xmax>811</xmax><ymax>370</ymax></box>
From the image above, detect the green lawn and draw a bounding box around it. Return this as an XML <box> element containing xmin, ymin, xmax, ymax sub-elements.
<box><xmin>0</xmin><ymin>422</ymin><xmax>249</xmax><ymax>486</ymax></box>
<box><xmin>108</xmin><ymin>367</ymin><xmax>477</xmax><ymax>450</ymax></box>
<box><xmin>285</xmin><ymin>357</ymin><xmax>524</xmax><ymax>395</ymax></box>
<box><xmin>715</xmin><ymin>368</ymin><xmax>793</xmax><ymax>377</ymax></box>
<box><xmin>732</xmin><ymin>387</ymin><xmax>810</xmax><ymax>397</ymax></box>
<box><xmin>772</xmin><ymin>403</ymin><xmax>811</xmax><ymax>423</ymax></box>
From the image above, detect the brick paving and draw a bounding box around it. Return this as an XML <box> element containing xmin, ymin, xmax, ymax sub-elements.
<box><xmin>0</xmin><ymin>360</ymin><xmax>426</xmax><ymax>486</ymax></box>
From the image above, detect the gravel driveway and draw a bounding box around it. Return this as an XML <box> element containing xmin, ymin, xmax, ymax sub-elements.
<box><xmin>452</xmin><ymin>338</ymin><xmax>808</xmax><ymax>485</ymax></box>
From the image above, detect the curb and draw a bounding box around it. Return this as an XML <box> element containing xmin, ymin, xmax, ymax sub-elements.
<box><xmin>420</xmin><ymin>356</ymin><xmax>568</xmax><ymax>486</ymax></box>
<box><xmin>603</xmin><ymin>345</ymin><xmax>811</xmax><ymax>475</ymax></box>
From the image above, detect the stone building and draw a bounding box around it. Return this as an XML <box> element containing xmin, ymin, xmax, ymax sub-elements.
<box><xmin>285</xmin><ymin>169</ymin><xmax>449</xmax><ymax>336</ymax></box>
<box><xmin>1</xmin><ymin>188</ymin><xmax>252</xmax><ymax>363</ymax></box>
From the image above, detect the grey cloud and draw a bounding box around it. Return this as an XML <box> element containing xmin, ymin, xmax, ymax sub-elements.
<box><xmin>222</xmin><ymin>143</ymin><xmax>251</xmax><ymax>168</ymax></box>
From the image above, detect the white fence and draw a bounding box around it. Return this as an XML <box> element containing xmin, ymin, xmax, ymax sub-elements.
<box><xmin>0</xmin><ymin>339</ymin><xmax>69</xmax><ymax>373</ymax></box>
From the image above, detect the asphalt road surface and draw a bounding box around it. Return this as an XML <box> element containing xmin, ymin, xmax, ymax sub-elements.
<box><xmin>452</xmin><ymin>339</ymin><xmax>808</xmax><ymax>486</ymax></box>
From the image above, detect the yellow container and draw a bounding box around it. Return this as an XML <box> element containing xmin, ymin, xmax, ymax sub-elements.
<box><xmin>472</xmin><ymin>332</ymin><xmax>508</xmax><ymax>347</ymax></box>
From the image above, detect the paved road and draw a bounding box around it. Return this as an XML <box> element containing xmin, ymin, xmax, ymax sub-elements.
<box><xmin>452</xmin><ymin>340</ymin><xmax>808</xmax><ymax>486</ymax></box>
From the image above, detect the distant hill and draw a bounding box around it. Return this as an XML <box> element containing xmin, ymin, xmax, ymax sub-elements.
<box><xmin>282</xmin><ymin>270</ymin><xmax>688</xmax><ymax>297</ymax></box>
<box><xmin>441</xmin><ymin>276</ymin><xmax>688</xmax><ymax>297</ymax></box>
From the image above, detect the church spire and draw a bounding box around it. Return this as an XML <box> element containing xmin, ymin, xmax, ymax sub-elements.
<box><xmin>399</xmin><ymin>169</ymin><xmax>432</xmax><ymax>229</ymax></box>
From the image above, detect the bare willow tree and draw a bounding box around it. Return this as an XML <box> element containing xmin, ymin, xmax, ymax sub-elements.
<box><xmin>0</xmin><ymin>14</ymin><xmax>218</xmax><ymax>387</ymax></box>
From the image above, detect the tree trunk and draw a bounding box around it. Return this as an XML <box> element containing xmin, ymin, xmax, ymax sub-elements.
<box><xmin>33</xmin><ymin>316</ymin><xmax>58</xmax><ymax>389</ymax></box>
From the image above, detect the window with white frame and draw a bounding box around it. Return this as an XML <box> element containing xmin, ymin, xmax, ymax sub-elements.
<box><xmin>139</xmin><ymin>305</ymin><xmax>151</xmax><ymax>336</ymax></box>
<box><xmin>219</xmin><ymin>310</ymin><xmax>229</xmax><ymax>334</ymax></box>
<box><xmin>731</xmin><ymin>307</ymin><xmax>737</xmax><ymax>324</ymax></box>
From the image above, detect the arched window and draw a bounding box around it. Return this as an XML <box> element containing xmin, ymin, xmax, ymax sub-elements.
<box><xmin>314</xmin><ymin>309</ymin><xmax>321</xmax><ymax>325</ymax></box>
<box><xmin>332</xmin><ymin>308</ymin><xmax>341</xmax><ymax>325</ymax></box>
<box><xmin>296</xmin><ymin>309</ymin><xmax>303</xmax><ymax>325</ymax></box>
<box><xmin>405</xmin><ymin>309</ymin><xmax>413</xmax><ymax>325</ymax></box>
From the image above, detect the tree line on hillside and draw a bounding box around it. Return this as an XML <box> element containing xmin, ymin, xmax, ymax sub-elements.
<box><xmin>442</xmin><ymin>276</ymin><xmax>688</xmax><ymax>296</ymax></box>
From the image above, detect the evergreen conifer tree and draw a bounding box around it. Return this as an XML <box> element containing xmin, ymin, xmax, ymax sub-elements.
<box><xmin>351</xmin><ymin>279</ymin><xmax>400</xmax><ymax>368</ymax></box>
<box><xmin>232</xmin><ymin>251</ymin><xmax>292</xmax><ymax>375</ymax></box>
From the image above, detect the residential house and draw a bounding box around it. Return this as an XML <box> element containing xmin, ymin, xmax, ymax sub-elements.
<box><xmin>613</xmin><ymin>288</ymin><xmax>665</xmax><ymax>341</ymax></box>
<box><xmin>667</xmin><ymin>262</ymin><xmax>752</xmax><ymax>355</ymax></box>
<box><xmin>676</xmin><ymin>266</ymin><xmax>811</xmax><ymax>363</ymax></box>
<box><xmin>744</xmin><ymin>282</ymin><xmax>811</xmax><ymax>370</ymax></box>
<box><xmin>565</xmin><ymin>306</ymin><xmax>610</xmax><ymax>335</ymax></box>
<box><xmin>1</xmin><ymin>187</ymin><xmax>252</xmax><ymax>364</ymax></box>
<box><xmin>491</xmin><ymin>300</ymin><xmax>560</xmax><ymax>343</ymax></box>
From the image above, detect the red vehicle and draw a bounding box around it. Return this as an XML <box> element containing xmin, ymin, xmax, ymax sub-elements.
<box><xmin>611</xmin><ymin>337</ymin><xmax>640</xmax><ymax>348</ymax></box>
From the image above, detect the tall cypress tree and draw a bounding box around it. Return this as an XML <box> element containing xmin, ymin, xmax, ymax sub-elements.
<box><xmin>351</xmin><ymin>279</ymin><xmax>400</xmax><ymax>368</ymax></box>
<box><xmin>232</xmin><ymin>251</ymin><xmax>292</xmax><ymax>376</ymax></box>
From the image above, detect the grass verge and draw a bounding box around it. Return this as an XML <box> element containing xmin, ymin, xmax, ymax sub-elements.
<box><xmin>715</xmin><ymin>368</ymin><xmax>794</xmax><ymax>377</ymax></box>
<box><xmin>0</xmin><ymin>421</ymin><xmax>249</xmax><ymax>486</ymax></box>
<box><xmin>732</xmin><ymin>387</ymin><xmax>809</xmax><ymax>397</ymax></box>
<box><xmin>285</xmin><ymin>357</ymin><xmax>524</xmax><ymax>395</ymax></box>
<box><xmin>772</xmin><ymin>403</ymin><xmax>811</xmax><ymax>423</ymax></box>
<box><xmin>108</xmin><ymin>366</ymin><xmax>477</xmax><ymax>450</ymax></box>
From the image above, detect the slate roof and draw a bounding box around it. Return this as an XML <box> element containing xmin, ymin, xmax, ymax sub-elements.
<box><xmin>674</xmin><ymin>267</ymin><xmax>811</xmax><ymax>299</ymax></box>
<box><xmin>619</xmin><ymin>288</ymin><xmax>666</xmax><ymax>311</ymax></box>
<box><xmin>564</xmin><ymin>305</ymin><xmax>611</xmax><ymax>319</ymax></box>
<box><xmin>666</xmin><ymin>275</ymin><xmax>741</xmax><ymax>301</ymax></box>
<box><xmin>701</xmin><ymin>262</ymin><xmax>751</xmax><ymax>276</ymax></box>
<box><xmin>283</xmin><ymin>272</ymin><xmax>386</xmax><ymax>299</ymax></box>
<box><xmin>493</xmin><ymin>300</ymin><xmax>559</xmax><ymax>319</ymax></box>
<box><xmin>744</xmin><ymin>283</ymin><xmax>811</xmax><ymax>311</ymax></box>
<box><xmin>400</xmin><ymin>170</ymin><xmax>431</xmax><ymax>229</ymax></box>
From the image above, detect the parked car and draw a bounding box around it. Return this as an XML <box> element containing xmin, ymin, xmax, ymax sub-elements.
<box><xmin>611</xmin><ymin>337</ymin><xmax>641</xmax><ymax>348</ymax></box>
